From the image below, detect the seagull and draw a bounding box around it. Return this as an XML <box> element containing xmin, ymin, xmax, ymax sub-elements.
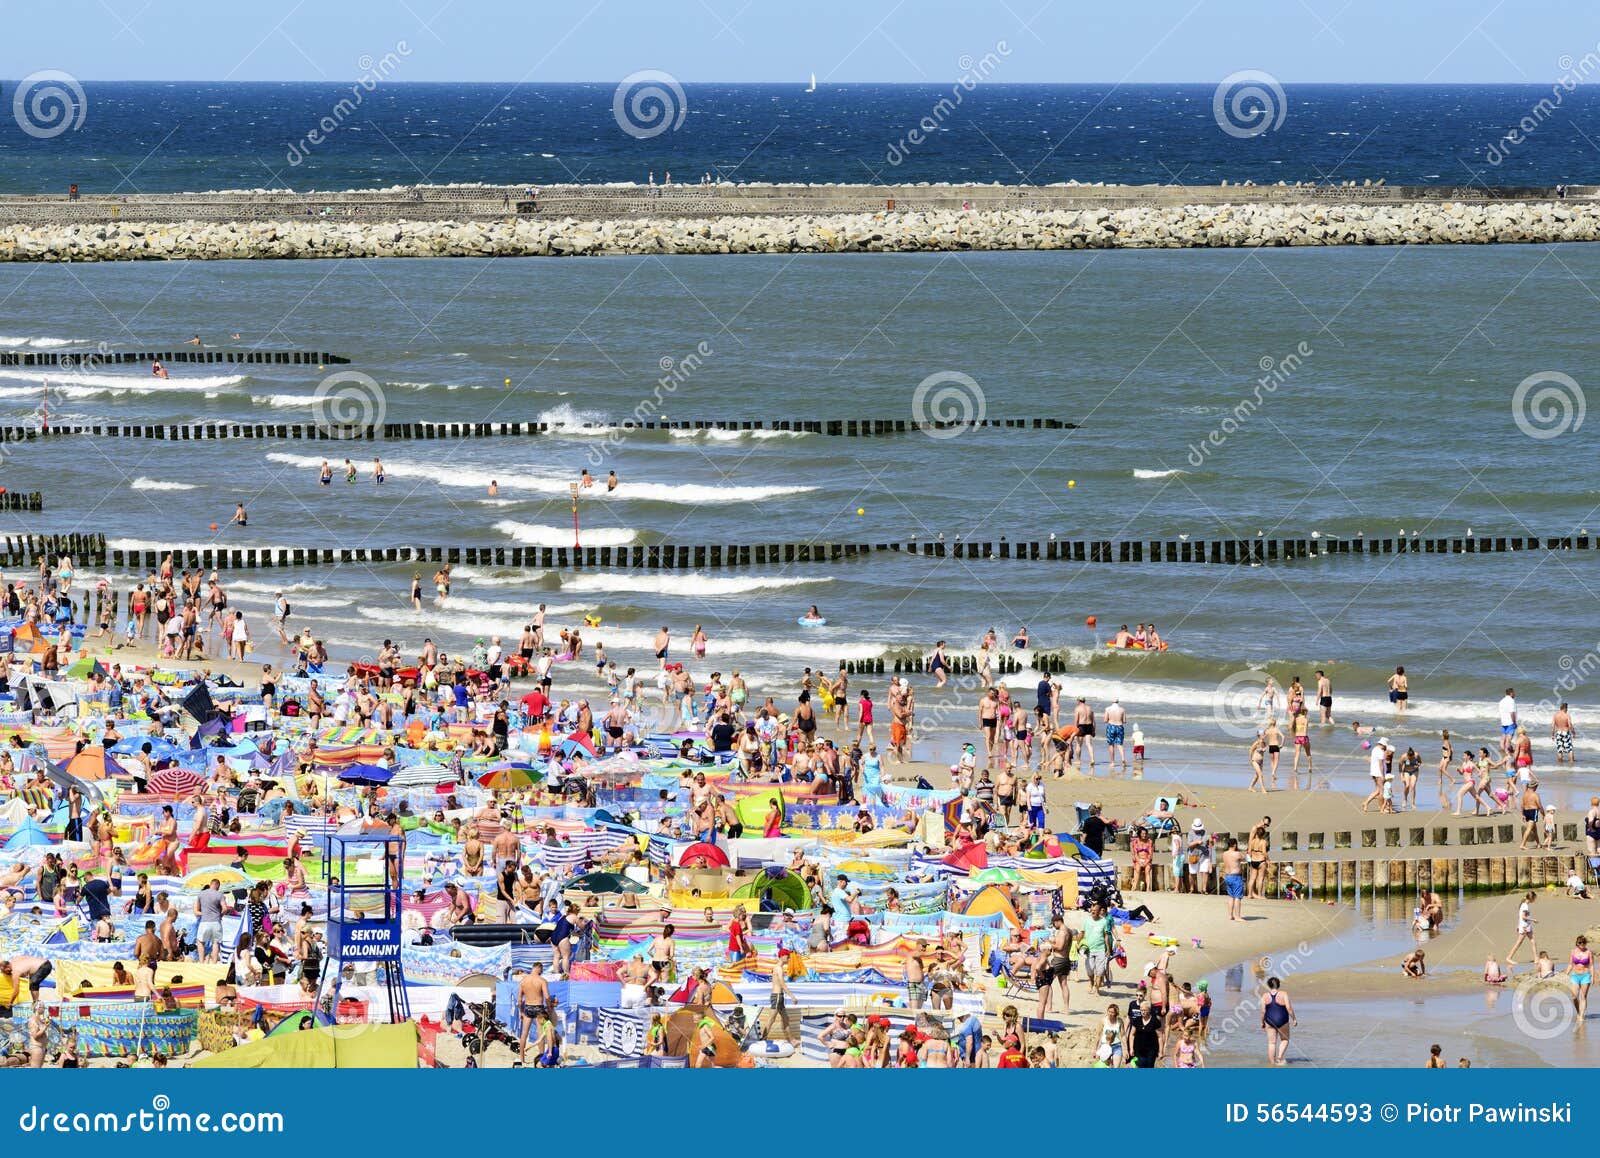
<box><xmin>1179</xmin><ymin>534</ymin><xmax>1189</xmax><ymax>542</ymax></box>
<box><xmin>1310</xmin><ymin>531</ymin><xmax>1321</xmax><ymax>539</ymax></box>
<box><xmin>1467</xmin><ymin>527</ymin><xmax>1473</xmax><ymax>536</ymax></box>
<box><xmin>1048</xmin><ymin>533</ymin><xmax>1056</xmax><ymax>541</ymax></box>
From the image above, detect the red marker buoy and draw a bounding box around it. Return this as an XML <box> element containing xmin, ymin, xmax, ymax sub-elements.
<box><xmin>209</xmin><ymin>523</ymin><xmax>218</xmax><ymax>530</ymax></box>
<box><xmin>1085</xmin><ymin>615</ymin><xmax>1097</xmax><ymax>628</ymax></box>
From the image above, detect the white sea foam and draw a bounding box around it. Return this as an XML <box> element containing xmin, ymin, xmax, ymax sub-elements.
<box><xmin>130</xmin><ymin>478</ymin><xmax>199</xmax><ymax>492</ymax></box>
<box><xmin>493</xmin><ymin>520</ymin><xmax>637</xmax><ymax>547</ymax></box>
<box><xmin>264</xmin><ymin>452</ymin><xmax>809</xmax><ymax>504</ymax></box>
<box><xmin>108</xmin><ymin>538</ymin><xmax>269</xmax><ymax>552</ymax></box>
<box><xmin>227</xmin><ymin>590</ymin><xmax>352</xmax><ymax>609</ymax></box>
<box><xmin>0</xmin><ymin>336</ymin><xmax>80</xmax><ymax>349</ymax></box>
<box><xmin>447</xmin><ymin>566</ymin><xmax>550</xmax><ymax>586</ymax></box>
<box><xmin>557</xmin><ymin>572</ymin><xmax>829</xmax><ymax>596</ymax></box>
<box><xmin>355</xmin><ymin>604</ymin><xmax>583</xmax><ymax>641</ymax></box>
<box><xmin>0</xmin><ymin>369</ymin><xmax>247</xmax><ymax>392</ymax></box>
<box><xmin>668</xmin><ymin>428</ymin><xmax>810</xmax><ymax>442</ymax></box>
<box><xmin>1133</xmin><ymin>468</ymin><xmax>1187</xmax><ymax>479</ymax></box>
<box><xmin>229</xmin><ymin>579</ymin><xmax>328</xmax><ymax>594</ymax></box>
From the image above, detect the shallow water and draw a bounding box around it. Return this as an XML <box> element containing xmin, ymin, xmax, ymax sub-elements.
<box><xmin>7</xmin><ymin>245</ymin><xmax>1599</xmax><ymax>787</ymax></box>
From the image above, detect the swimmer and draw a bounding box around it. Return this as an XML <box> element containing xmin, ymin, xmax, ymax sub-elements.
<box><xmin>580</xmin><ymin>470</ymin><xmax>594</xmax><ymax>489</ymax></box>
<box><xmin>229</xmin><ymin>332</ymin><xmax>242</xmax><ymax>340</ymax></box>
<box><xmin>186</xmin><ymin>334</ymin><xmax>202</xmax><ymax>346</ymax></box>
<box><xmin>373</xmin><ymin>457</ymin><xmax>385</xmax><ymax>484</ymax></box>
<box><xmin>488</xmin><ymin>480</ymin><xmax>499</xmax><ymax>497</ymax></box>
<box><xmin>151</xmin><ymin>361</ymin><xmax>168</xmax><ymax>379</ymax></box>
<box><xmin>344</xmin><ymin>458</ymin><xmax>357</xmax><ymax>484</ymax></box>
<box><xmin>606</xmin><ymin>470</ymin><xmax>618</xmax><ymax>492</ymax></box>
<box><xmin>318</xmin><ymin>460</ymin><xmax>333</xmax><ymax>487</ymax></box>
<box><xmin>231</xmin><ymin>502</ymin><xmax>248</xmax><ymax>528</ymax></box>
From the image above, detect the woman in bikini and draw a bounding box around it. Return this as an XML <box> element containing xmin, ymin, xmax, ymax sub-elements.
<box><xmin>1246</xmin><ymin>820</ymin><xmax>1271</xmax><ymax>900</ymax></box>
<box><xmin>1570</xmin><ymin>935</ymin><xmax>1593</xmax><ymax>1021</ymax></box>
<box><xmin>1438</xmin><ymin>730</ymin><xmax>1453</xmax><ymax>810</ymax></box>
<box><xmin>1454</xmin><ymin>751</ymin><xmax>1483</xmax><ymax>816</ymax></box>
<box><xmin>648</xmin><ymin>924</ymin><xmax>676</xmax><ymax>984</ymax></box>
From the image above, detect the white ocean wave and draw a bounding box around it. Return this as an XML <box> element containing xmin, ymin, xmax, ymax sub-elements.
<box><xmin>493</xmin><ymin>520</ymin><xmax>636</xmax><ymax>548</ymax></box>
<box><xmin>264</xmin><ymin>451</ymin><xmax>809</xmax><ymax>504</ymax></box>
<box><xmin>557</xmin><ymin>572</ymin><xmax>830</xmax><ymax>596</ymax></box>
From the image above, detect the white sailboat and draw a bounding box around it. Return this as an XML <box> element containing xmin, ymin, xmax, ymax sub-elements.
<box><xmin>805</xmin><ymin>73</ymin><xmax>817</xmax><ymax>93</ymax></box>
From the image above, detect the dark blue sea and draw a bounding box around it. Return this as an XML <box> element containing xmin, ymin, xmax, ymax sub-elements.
<box><xmin>2</xmin><ymin>81</ymin><xmax>1598</xmax><ymax>192</ymax></box>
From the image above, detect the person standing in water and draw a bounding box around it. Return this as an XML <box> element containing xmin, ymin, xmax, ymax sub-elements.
<box><xmin>373</xmin><ymin>457</ymin><xmax>386</xmax><ymax>484</ymax></box>
<box><xmin>1387</xmin><ymin>666</ymin><xmax>1409</xmax><ymax>715</ymax></box>
<box><xmin>1552</xmin><ymin>702</ymin><xmax>1576</xmax><ymax>766</ymax></box>
<box><xmin>1316</xmin><ymin>670</ymin><xmax>1333</xmax><ymax>724</ymax></box>
<box><xmin>1260</xmin><ymin>976</ymin><xmax>1296</xmax><ymax>1065</ymax></box>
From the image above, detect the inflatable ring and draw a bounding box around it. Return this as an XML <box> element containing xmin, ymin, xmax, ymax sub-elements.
<box><xmin>1147</xmin><ymin>935</ymin><xmax>1179</xmax><ymax>947</ymax></box>
<box><xmin>746</xmin><ymin>1039</ymin><xmax>795</xmax><ymax>1058</ymax></box>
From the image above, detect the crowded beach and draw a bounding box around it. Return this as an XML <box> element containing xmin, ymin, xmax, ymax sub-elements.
<box><xmin>0</xmin><ymin>550</ymin><xmax>1594</xmax><ymax>1070</ymax></box>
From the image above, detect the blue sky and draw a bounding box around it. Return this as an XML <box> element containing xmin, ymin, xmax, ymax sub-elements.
<box><xmin>1</xmin><ymin>0</ymin><xmax>1594</xmax><ymax>84</ymax></box>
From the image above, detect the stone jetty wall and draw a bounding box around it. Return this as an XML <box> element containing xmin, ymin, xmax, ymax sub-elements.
<box><xmin>2</xmin><ymin>188</ymin><xmax>1600</xmax><ymax>261</ymax></box>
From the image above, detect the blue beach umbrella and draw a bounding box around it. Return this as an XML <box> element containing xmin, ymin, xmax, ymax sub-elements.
<box><xmin>337</xmin><ymin>763</ymin><xmax>394</xmax><ymax>787</ymax></box>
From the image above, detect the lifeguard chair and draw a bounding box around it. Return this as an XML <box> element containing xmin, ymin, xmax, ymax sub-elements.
<box><xmin>316</xmin><ymin>830</ymin><xmax>410</xmax><ymax>1024</ymax></box>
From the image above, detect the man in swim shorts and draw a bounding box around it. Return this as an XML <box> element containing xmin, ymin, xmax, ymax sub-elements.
<box><xmin>1220</xmin><ymin>838</ymin><xmax>1245</xmax><ymax>921</ymax></box>
<box><xmin>516</xmin><ymin>964</ymin><xmax>551</xmax><ymax>1066</ymax></box>
<box><xmin>1316</xmin><ymin>670</ymin><xmax>1333</xmax><ymax>724</ymax></box>
<box><xmin>1104</xmin><ymin>697</ymin><xmax>1127</xmax><ymax>773</ymax></box>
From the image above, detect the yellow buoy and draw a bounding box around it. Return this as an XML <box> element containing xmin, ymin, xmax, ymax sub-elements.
<box><xmin>504</xmin><ymin>378</ymin><xmax>512</xmax><ymax>385</ymax></box>
<box><xmin>857</xmin><ymin>507</ymin><xmax>865</xmax><ymax>516</ymax></box>
<box><xmin>1067</xmin><ymin>480</ymin><xmax>1076</xmax><ymax>488</ymax></box>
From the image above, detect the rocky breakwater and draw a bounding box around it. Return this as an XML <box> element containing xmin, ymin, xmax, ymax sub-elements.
<box><xmin>2</xmin><ymin>199</ymin><xmax>1598</xmax><ymax>261</ymax></box>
